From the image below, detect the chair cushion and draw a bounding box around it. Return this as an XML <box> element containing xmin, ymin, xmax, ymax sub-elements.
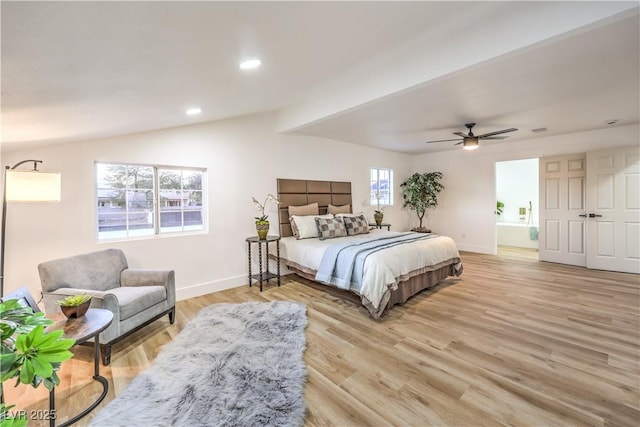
<box><xmin>108</xmin><ymin>286</ymin><xmax>167</xmax><ymax>321</ymax></box>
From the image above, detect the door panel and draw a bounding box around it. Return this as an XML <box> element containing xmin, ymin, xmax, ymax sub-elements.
<box><xmin>539</xmin><ymin>154</ymin><xmax>587</xmax><ymax>266</ymax></box>
<box><xmin>568</xmin><ymin>221</ymin><xmax>585</xmax><ymax>254</ymax></box>
<box><xmin>586</xmin><ymin>146</ymin><xmax>640</xmax><ymax>273</ymax></box>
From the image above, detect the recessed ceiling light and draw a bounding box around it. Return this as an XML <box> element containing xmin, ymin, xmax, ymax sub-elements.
<box><xmin>239</xmin><ymin>58</ymin><xmax>261</xmax><ymax>70</ymax></box>
<box><xmin>185</xmin><ymin>107</ymin><xmax>202</xmax><ymax>116</ymax></box>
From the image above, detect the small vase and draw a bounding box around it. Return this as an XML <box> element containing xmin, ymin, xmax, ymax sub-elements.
<box><xmin>373</xmin><ymin>212</ymin><xmax>384</xmax><ymax>226</ymax></box>
<box><xmin>61</xmin><ymin>300</ymin><xmax>91</xmax><ymax>319</ymax></box>
<box><xmin>256</xmin><ymin>222</ymin><xmax>269</xmax><ymax>240</ymax></box>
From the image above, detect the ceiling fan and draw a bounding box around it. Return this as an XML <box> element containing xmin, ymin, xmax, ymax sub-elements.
<box><xmin>425</xmin><ymin>123</ymin><xmax>518</xmax><ymax>150</ymax></box>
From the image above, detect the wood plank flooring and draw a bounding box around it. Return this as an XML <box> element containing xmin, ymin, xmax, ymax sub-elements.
<box><xmin>6</xmin><ymin>250</ymin><xmax>639</xmax><ymax>426</ymax></box>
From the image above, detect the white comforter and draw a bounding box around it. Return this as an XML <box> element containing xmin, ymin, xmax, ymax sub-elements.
<box><xmin>279</xmin><ymin>230</ymin><xmax>462</xmax><ymax>312</ymax></box>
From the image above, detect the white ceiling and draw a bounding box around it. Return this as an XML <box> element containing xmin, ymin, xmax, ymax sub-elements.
<box><xmin>2</xmin><ymin>1</ymin><xmax>639</xmax><ymax>154</ymax></box>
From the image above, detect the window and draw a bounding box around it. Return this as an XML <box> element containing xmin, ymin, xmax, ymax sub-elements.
<box><xmin>370</xmin><ymin>168</ymin><xmax>393</xmax><ymax>207</ymax></box>
<box><xmin>96</xmin><ymin>163</ymin><xmax>205</xmax><ymax>240</ymax></box>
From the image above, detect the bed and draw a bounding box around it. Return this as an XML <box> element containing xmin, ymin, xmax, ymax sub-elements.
<box><xmin>276</xmin><ymin>178</ymin><xmax>463</xmax><ymax>318</ymax></box>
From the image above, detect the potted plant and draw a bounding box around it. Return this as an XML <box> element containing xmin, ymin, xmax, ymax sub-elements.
<box><xmin>1</xmin><ymin>299</ymin><xmax>75</xmax><ymax>426</ymax></box>
<box><xmin>56</xmin><ymin>294</ymin><xmax>92</xmax><ymax>318</ymax></box>
<box><xmin>496</xmin><ymin>200</ymin><xmax>504</xmax><ymax>216</ymax></box>
<box><xmin>251</xmin><ymin>194</ymin><xmax>280</xmax><ymax>240</ymax></box>
<box><xmin>400</xmin><ymin>172</ymin><xmax>444</xmax><ymax>232</ymax></box>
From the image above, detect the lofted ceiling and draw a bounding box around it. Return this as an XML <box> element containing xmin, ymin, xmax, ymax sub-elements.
<box><xmin>2</xmin><ymin>1</ymin><xmax>639</xmax><ymax>154</ymax></box>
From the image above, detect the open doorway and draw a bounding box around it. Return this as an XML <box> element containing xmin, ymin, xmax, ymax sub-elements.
<box><xmin>495</xmin><ymin>158</ymin><xmax>539</xmax><ymax>257</ymax></box>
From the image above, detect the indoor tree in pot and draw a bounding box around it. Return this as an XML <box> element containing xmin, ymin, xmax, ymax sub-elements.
<box><xmin>0</xmin><ymin>299</ymin><xmax>75</xmax><ymax>426</ymax></box>
<box><xmin>251</xmin><ymin>194</ymin><xmax>280</xmax><ymax>240</ymax></box>
<box><xmin>400</xmin><ymin>171</ymin><xmax>444</xmax><ymax>232</ymax></box>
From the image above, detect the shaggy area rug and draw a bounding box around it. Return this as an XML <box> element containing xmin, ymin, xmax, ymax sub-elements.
<box><xmin>91</xmin><ymin>301</ymin><xmax>308</xmax><ymax>427</ymax></box>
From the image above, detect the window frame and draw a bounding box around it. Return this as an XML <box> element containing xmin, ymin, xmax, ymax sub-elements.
<box><xmin>95</xmin><ymin>162</ymin><xmax>207</xmax><ymax>241</ymax></box>
<box><xmin>370</xmin><ymin>167</ymin><xmax>394</xmax><ymax>207</ymax></box>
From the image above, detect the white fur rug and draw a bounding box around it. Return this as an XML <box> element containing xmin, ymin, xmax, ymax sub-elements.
<box><xmin>91</xmin><ymin>301</ymin><xmax>308</xmax><ymax>427</ymax></box>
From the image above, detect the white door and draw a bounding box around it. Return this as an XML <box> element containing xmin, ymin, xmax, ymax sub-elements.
<box><xmin>539</xmin><ymin>154</ymin><xmax>587</xmax><ymax>266</ymax></box>
<box><xmin>586</xmin><ymin>146</ymin><xmax>640</xmax><ymax>274</ymax></box>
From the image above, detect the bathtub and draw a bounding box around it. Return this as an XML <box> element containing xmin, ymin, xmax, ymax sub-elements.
<box><xmin>497</xmin><ymin>222</ymin><xmax>539</xmax><ymax>249</ymax></box>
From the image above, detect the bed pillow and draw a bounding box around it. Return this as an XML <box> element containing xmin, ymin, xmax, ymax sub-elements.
<box><xmin>288</xmin><ymin>203</ymin><xmax>320</xmax><ymax>237</ymax></box>
<box><xmin>335</xmin><ymin>211</ymin><xmax>366</xmax><ymax>218</ymax></box>
<box><xmin>290</xmin><ymin>214</ymin><xmax>333</xmax><ymax>239</ymax></box>
<box><xmin>315</xmin><ymin>216</ymin><xmax>347</xmax><ymax>240</ymax></box>
<box><xmin>343</xmin><ymin>214</ymin><xmax>370</xmax><ymax>236</ymax></box>
<box><xmin>328</xmin><ymin>204</ymin><xmax>351</xmax><ymax>215</ymax></box>
<box><xmin>288</xmin><ymin>202</ymin><xmax>319</xmax><ymax>217</ymax></box>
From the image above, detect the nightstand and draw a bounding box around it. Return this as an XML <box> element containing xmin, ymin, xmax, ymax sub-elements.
<box><xmin>246</xmin><ymin>235</ymin><xmax>281</xmax><ymax>291</ymax></box>
<box><xmin>369</xmin><ymin>223</ymin><xmax>391</xmax><ymax>231</ymax></box>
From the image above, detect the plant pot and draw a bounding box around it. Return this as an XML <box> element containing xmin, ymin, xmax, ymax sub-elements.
<box><xmin>60</xmin><ymin>299</ymin><xmax>91</xmax><ymax>319</ymax></box>
<box><xmin>256</xmin><ymin>222</ymin><xmax>269</xmax><ymax>240</ymax></box>
<box><xmin>373</xmin><ymin>212</ymin><xmax>384</xmax><ymax>226</ymax></box>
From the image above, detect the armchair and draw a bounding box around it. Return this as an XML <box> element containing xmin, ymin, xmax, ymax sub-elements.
<box><xmin>38</xmin><ymin>248</ymin><xmax>175</xmax><ymax>365</ymax></box>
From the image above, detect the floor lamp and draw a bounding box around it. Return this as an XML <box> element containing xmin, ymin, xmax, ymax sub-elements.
<box><xmin>1</xmin><ymin>160</ymin><xmax>61</xmax><ymax>298</ymax></box>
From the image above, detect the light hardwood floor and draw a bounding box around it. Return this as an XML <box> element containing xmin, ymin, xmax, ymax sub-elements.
<box><xmin>7</xmin><ymin>250</ymin><xmax>639</xmax><ymax>426</ymax></box>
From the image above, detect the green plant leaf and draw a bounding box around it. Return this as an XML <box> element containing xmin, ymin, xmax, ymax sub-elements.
<box><xmin>35</xmin><ymin>349</ymin><xmax>74</xmax><ymax>363</ymax></box>
<box><xmin>18</xmin><ymin>358</ymin><xmax>35</xmax><ymax>384</ymax></box>
<box><xmin>0</xmin><ymin>353</ymin><xmax>18</xmax><ymax>382</ymax></box>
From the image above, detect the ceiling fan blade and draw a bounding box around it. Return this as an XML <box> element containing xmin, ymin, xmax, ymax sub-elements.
<box><xmin>453</xmin><ymin>132</ymin><xmax>468</xmax><ymax>138</ymax></box>
<box><xmin>425</xmin><ymin>138</ymin><xmax>463</xmax><ymax>144</ymax></box>
<box><xmin>475</xmin><ymin>128</ymin><xmax>518</xmax><ymax>138</ymax></box>
<box><xmin>479</xmin><ymin>136</ymin><xmax>508</xmax><ymax>140</ymax></box>
<box><xmin>454</xmin><ymin>141</ymin><xmax>463</xmax><ymax>145</ymax></box>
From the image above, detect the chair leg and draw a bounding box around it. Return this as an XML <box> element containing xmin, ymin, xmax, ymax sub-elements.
<box><xmin>168</xmin><ymin>306</ymin><xmax>176</xmax><ymax>324</ymax></box>
<box><xmin>101</xmin><ymin>344</ymin><xmax>112</xmax><ymax>366</ymax></box>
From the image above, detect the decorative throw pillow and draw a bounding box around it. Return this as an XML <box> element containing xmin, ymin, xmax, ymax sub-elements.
<box><xmin>315</xmin><ymin>216</ymin><xmax>347</xmax><ymax>240</ymax></box>
<box><xmin>343</xmin><ymin>215</ymin><xmax>370</xmax><ymax>236</ymax></box>
<box><xmin>328</xmin><ymin>204</ymin><xmax>351</xmax><ymax>215</ymax></box>
<box><xmin>291</xmin><ymin>214</ymin><xmax>333</xmax><ymax>239</ymax></box>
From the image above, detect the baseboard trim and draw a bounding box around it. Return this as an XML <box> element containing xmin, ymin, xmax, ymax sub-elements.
<box><xmin>176</xmin><ymin>275</ymin><xmax>247</xmax><ymax>301</ymax></box>
<box><xmin>456</xmin><ymin>243</ymin><xmax>496</xmax><ymax>255</ymax></box>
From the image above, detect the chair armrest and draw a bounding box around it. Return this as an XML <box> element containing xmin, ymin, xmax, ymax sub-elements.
<box><xmin>121</xmin><ymin>269</ymin><xmax>176</xmax><ymax>307</ymax></box>
<box><xmin>121</xmin><ymin>269</ymin><xmax>174</xmax><ymax>288</ymax></box>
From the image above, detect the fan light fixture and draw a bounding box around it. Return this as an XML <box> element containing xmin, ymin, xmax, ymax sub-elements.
<box><xmin>425</xmin><ymin>122</ymin><xmax>518</xmax><ymax>150</ymax></box>
<box><xmin>462</xmin><ymin>138</ymin><xmax>479</xmax><ymax>150</ymax></box>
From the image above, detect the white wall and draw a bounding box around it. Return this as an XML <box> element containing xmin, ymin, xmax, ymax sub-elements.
<box><xmin>2</xmin><ymin>112</ymin><xmax>413</xmax><ymax>302</ymax></box>
<box><xmin>412</xmin><ymin>124</ymin><xmax>639</xmax><ymax>254</ymax></box>
<box><xmin>496</xmin><ymin>158</ymin><xmax>539</xmax><ymax>225</ymax></box>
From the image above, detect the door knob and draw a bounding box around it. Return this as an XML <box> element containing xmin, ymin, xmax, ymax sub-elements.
<box><xmin>588</xmin><ymin>213</ymin><xmax>603</xmax><ymax>218</ymax></box>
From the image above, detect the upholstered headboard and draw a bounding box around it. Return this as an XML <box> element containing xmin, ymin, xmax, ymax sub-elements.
<box><xmin>277</xmin><ymin>179</ymin><xmax>352</xmax><ymax>237</ymax></box>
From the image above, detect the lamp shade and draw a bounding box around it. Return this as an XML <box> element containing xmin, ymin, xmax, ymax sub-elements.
<box><xmin>5</xmin><ymin>170</ymin><xmax>61</xmax><ymax>202</ymax></box>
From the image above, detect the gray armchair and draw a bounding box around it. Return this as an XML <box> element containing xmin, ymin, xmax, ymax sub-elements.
<box><xmin>38</xmin><ymin>248</ymin><xmax>175</xmax><ymax>365</ymax></box>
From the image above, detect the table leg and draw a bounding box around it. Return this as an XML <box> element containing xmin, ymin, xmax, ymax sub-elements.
<box><xmin>258</xmin><ymin>242</ymin><xmax>263</xmax><ymax>292</ymax></box>
<box><xmin>49</xmin><ymin>389</ymin><xmax>55</xmax><ymax>427</ymax></box>
<box><xmin>277</xmin><ymin>240</ymin><xmax>281</xmax><ymax>286</ymax></box>
<box><xmin>266</xmin><ymin>241</ymin><xmax>270</xmax><ymax>282</ymax></box>
<box><xmin>247</xmin><ymin>241</ymin><xmax>252</xmax><ymax>288</ymax></box>
<box><xmin>56</xmin><ymin>335</ymin><xmax>109</xmax><ymax>427</ymax></box>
